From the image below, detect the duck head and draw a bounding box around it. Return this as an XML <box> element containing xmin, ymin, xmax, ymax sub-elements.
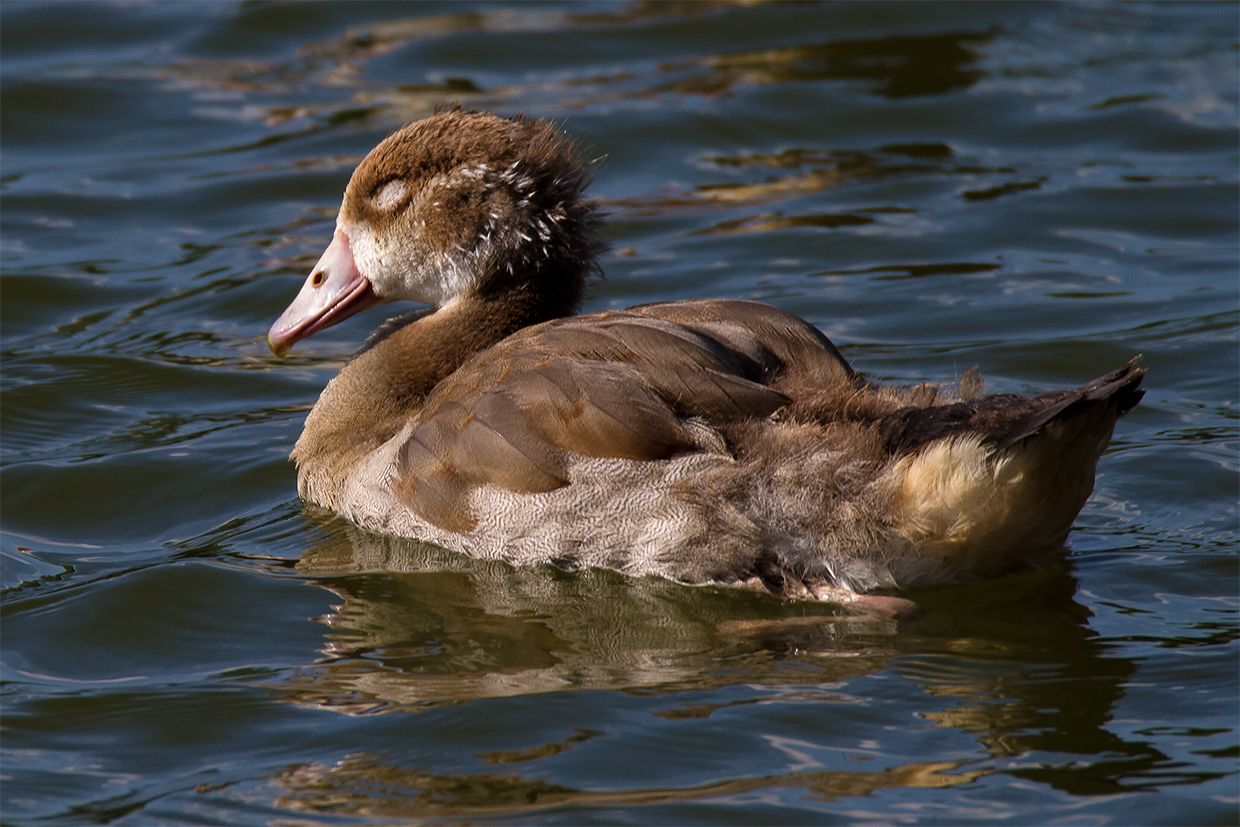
<box><xmin>267</xmin><ymin>109</ymin><xmax>600</xmax><ymax>356</ymax></box>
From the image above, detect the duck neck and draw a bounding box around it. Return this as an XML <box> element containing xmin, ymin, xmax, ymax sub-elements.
<box><xmin>291</xmin><ymin>265</ymin><xmax>584</xmax><ymax>508</ymax></box>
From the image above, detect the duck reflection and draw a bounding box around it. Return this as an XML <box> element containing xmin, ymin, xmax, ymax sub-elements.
<box><xmin>893</xmin><ymin>574</ymin><xmax>1176</xmax><ymax>795</ymax></box>
<box><xmin>287</xmin><ymin>516</ymin><xmax>895</xmax><ymax>714</ymax></box>
<box><xmin>279</xmin><ymin>515</ymin><xmax>1173</xmax><ymax>809</ymax></box>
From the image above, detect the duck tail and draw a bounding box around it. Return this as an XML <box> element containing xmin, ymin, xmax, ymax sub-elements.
<box><xmin>881</xmin><ymin>358</ymin><xmax>1145</xmax><ymax>583</ymax></box>
<box><xmin>879</xmin><ymin>357</ymin><xmax>1145</xmax><ymax>457</ymax></box>
<box><xmin>992</xmin><ymin>356</ymin><xmax>1145</xmax><ymax>452</ymax></box>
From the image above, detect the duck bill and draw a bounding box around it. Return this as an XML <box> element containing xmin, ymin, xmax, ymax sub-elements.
<box><xmin>267</xmin><ymin>231</ymin><xmax>382</xmax><ymax>357</ymax></box>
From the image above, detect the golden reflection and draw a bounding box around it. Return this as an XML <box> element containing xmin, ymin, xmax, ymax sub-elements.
<box><xmin>476</xmin><ymin>728</ymin><xmax>604</xmax><ymax>766</ymax></box>
<box><xmin>606</xmin><ymin>149</ymin><xmax>909</xmax><ymax>220</ymax></box>
<box><xmin>606</xmin><ymin>143</ymin><xmax>1026</xmax><ymax>235</ymax></box>
<box><xmin>691</xmin><ymin>212</ymin><xmax>874</xmax><ymax>236</ymax></box>
<box><xmin>162</xmin><ymin>2</ymin><xmax>793</xmax><ymax>129</ymax></box>
<box><xmin>693</xmin><ymin>170</ymin><xmax>856</xmax><ymax>206</ymax></box>
<box><xmin>301</xmin><ymin>2</ymin><xmax>769</xmax><ymax>64</ymax></box>
<box><xmin>155</xmin><ymin>16</ymin><xmax>995</xmax><ymax>147</ymax></box>
<box><xmin>272</xmin><ymin>752</ymin><xmax>987</xmax><ymax>820</ymax></box>
<box><xmin>644</xmin><ymin>31</ymin><xmax>992</xmax><ymax>99</ymax></box>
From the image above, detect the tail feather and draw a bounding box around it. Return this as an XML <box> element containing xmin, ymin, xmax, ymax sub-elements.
<box><xmin>880</xmin><ymin>357</ymin><xmax>1145</xmax><ymax>455</ymax></box>
<box><xmin>881</xmin><ymin>357</ymin><xmax>1145</xmax><ymax>585</ymax></box>
<box><xmin>993</xmin><ymin>356</ymin><xmax>1144</xmax><ymax>451</ymax></box>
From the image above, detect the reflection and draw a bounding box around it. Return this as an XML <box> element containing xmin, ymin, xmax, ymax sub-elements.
<box><xmin>155</xmin><ymin>18</ymin><xmax>995</xmax><ymax>151</ymax></box>
<box><xmin>647</xmin><ymin>30</ymin><xmax>993</xmax><ymax>99</ymax></box>
<box><xmin>159</xmin><ymin>58</ymin><xmax>304</xmax><ymax>95</ymax></box>
<box><xmin>962</xmin><ymin>178</ymin><xmax>1045</xmax><ymax>201</ymax></box>
<box><xmin>608</xmin><ymin>143</ymin><xmax>1022</xmax><ymax>230</ymax></box>
<box><xmin>300</xmin><ymin>2</ymin><xmax>763</xmax><ymax>64</ymax></box>
<box><xmin>476</xmin><ymin>728</ymin><xmax>603</xmax><ymax>765</ymax></box>
<box><xmin>895</xmin><ymin>574</ymin><xmax>1177</xmax><ymax>795</ymax></box>
<box><xmin>284</xmin><ymin>518</ymin><xmax>893</xmax><ymax>714</ymax></box>
<box><xmin>69</xmin><ymin>402</ymin><xmax>308</xmax><ymax>459</ymax></box>
<box><xmin>160</xmin><ymin>2</ymin><xmax>798</xmax><ymax>136</ymax></box>
<box><xmin>273</xmin><ymin>753</ymin><xmax>985</xmax><ymax>820</ymax></box>
<box><xmin>691</xmin><ymin>211</ymin><xmax>874</xmax><ymax>236</ymax></box>
<box><xmin>814</xmin><ymin>262</ymin><xmax>1002</xmax><ymax>281</ymax></box>
<box><xmin>278</xmin><ymin>517</ymin><xmax>1179</xmax><ymax>801</ymax></box>
<box><xmin>607</xmin><ymin>147</ymin><xmax>913</xmax><ymax>217</ymax></box>
<box><xmin>159</xmin><ymin>34</ymin><xmax>500</xmax><ymax>135</ymax></box>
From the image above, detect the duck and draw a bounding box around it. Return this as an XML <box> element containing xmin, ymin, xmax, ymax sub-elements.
<box><xmin>268</xmin><ymin>108</ymin><xmax>1144</xmax><ymax>606</ymax></box>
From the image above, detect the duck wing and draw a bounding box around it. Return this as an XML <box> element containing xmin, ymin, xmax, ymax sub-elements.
<box><xmin>391</xmin><ymin>301</ymin><xmax>851</xmax><ymax>532</ymax></box>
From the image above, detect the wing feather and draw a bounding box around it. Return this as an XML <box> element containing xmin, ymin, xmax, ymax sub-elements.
<box><xmin>390</xmin><ymin>300</ymin><xmax>852</xmax><ymax>532</ymax></box>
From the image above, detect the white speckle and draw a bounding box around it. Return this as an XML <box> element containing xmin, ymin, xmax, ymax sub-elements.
<box><xmin>373</xmin><ymin>179</ymin><xmax>407</xmax><ymax>211</ymax></box>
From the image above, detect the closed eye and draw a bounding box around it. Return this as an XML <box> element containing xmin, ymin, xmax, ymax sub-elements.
<box><xmin>372</xmin><ymin>179</ymin><xmax>408</xmax><ymax>211</ymax></box>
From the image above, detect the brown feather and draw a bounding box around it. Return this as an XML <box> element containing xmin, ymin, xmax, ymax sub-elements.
<box><xmin>382</xmin><ymin>302</ymin><xmax>845</xmax><ymax>531</ymax></box>
<box><xmin>281</xmin><ymin>110</ymin><xmax>1146</xmax><ymax>600</ymax></box>
<box><xmin>395</xmin><ymin>424</ymin><xmax>480</xmax><ymax>534</ymax></box>
<box><xmin>878</xmin><ymin>358</ymin><xmax>1146</xmax><ymax>455</ymax></box>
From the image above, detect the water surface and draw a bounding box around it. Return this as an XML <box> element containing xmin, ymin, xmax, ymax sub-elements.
<box><xmin>2</xmin><ymin>2</ymin><xmax>1237</xmax><ymax>824</ymax></box>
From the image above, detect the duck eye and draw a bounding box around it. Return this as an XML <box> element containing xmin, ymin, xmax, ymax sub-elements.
<box><xmin>372</xmin><ymin>179</ymin><xmax>408</xmax><ymax>211</ymax></box>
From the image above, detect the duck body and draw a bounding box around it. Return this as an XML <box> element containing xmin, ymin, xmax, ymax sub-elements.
<box><xmin>270</xmin><ymin>109</ymin><xmax>1143</xmax><ymax>600</ymax></box>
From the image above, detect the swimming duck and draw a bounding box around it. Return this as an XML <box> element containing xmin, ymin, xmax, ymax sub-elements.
<box><xmin>268</xmin><ymin>108</ymin><xmax>1143</xmax><ymax>604</ymax></box>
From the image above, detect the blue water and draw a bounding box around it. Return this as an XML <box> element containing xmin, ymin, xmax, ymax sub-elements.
<box><xmin>2</xmin><ymin>2</ymin><xmax>1236</xmax><ymax>824</ymax></box>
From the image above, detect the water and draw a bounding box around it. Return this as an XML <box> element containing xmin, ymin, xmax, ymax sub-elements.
<box><xmin>2</xmin><ymin>2</ymin><xmax>1236</xmax><ymax>823</ymax></box>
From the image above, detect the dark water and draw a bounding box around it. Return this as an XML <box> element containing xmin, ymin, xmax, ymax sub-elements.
<box><xmin>2</xmin><ymin>2</ymin><xmax>1237</xmax><ymax>824</ymax></box>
